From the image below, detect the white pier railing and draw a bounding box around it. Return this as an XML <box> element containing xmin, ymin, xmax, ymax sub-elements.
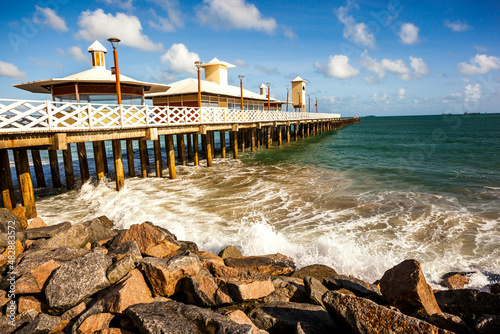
<box><xmin>0</xmin><ymin>99</ymin><xmax>341</xmax><ymax>133</ymax></box>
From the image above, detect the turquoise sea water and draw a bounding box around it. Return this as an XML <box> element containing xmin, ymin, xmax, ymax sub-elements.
<box><xmin>35</xmin><ymin>114</ymin><xmax>500</xmax><ymax>287</ymax></box>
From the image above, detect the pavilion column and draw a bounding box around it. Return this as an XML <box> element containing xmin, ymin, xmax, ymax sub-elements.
<box><xmin>220</xmin><ymin>131</ymin><xmax>226</xmax><ymax>158</ymax></box>
<box><xmin>204</xmin><ymin>133</ymin><xmax>212</xmax><ymax>167</ymax></box>
<box><xmin>126</xmin><ymin>140</ymin><xmax>135</xmax><ymax>177</ymax></box>
<box><xmin>93</xmin><ymin>141</ymin><xmax>106</xmax><ymax>181</ymax></box>
<box><xmin>187</xmin><ymin>134</ymin><xmax>193</xmax><ymax>161</ymax></box>
<box><xmin>193</xmin><ymin>134</ymin><xmax>199</xmax><ymax>166</ymax></box>
<box><xmin>112</xmin><ymin>140</ymin><xmax>124</xmax><ymax>191</ymax></box>
<box><xmin>139</xmin><ymin>140</ymin><xmax>148</xmax><ymax>178</ymax></box>
<box><xmin>31</xmin><ymin>150</ymin><xmax>46</xmax><ymax>188</ymax></box>
<box><xmin>165</xmin><ymin>135</ymin><xmax>176</xmax><ymax>179</ymax></box>
<box><xmin>154</xmin><ymin>138</ymin><xmax>162</xmax><ymax>178</ymax></box>
<box><xmin>0</xmin><ymin>150</ymin><xmax>16</xmax><ymax>210</ymax></box>
<box><xmin>231</xmin><ymin>131</ymin><xmax>238</xmax><ymax>159</ymax></box>
<box><xmin>14</xmin><ymin>149</ymin><xmax>36</xmax><ymax>219</ymax></box>
<box><xmin>176</xmin><ymin>134</ymin><xmax>186</xmax><ymax>166</ymax></box>
<box><xmin>49</xmin><ymin>150</ymin><xmax>62</xmax><ymax>188</ymax></box>
<box><xmin>63</xmin><ymin>144</ymin><xmax>75</xmax><ymax>190</ymax></box>
<box><xmin>77</xmin><ymin>142</ymin><xmax>90</xmax><ymax>184</ymax></box>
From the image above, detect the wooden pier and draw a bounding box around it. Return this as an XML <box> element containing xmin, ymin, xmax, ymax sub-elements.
<box><xmin>0</xmin><ymin>99</ymin><xmax>360</xmax><ymax>218</ymax></box>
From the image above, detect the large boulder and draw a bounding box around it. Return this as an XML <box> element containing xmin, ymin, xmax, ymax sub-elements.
<box><xmin>16</xmin><ymin>221</ymin><xmax>71</xmax><ymax>240</ymax></box>
<box><xmin>291</xmin><ymin>264</ymin><xmax>338</xmax><ymax>281</ymax></box>
<box><xmin>13</xmin><ymin>313</ymin><xmax>61</xmax><ymax>334</ymax></box>
<box><xmin>222</xmin><ymin>277</ymin><xmax>275</xmax><ymax>302</ymax></box>
<box><xmin>379</xmin><ymin>259</ymin><xmax>441</xmax><ymax>318</ymax></box>
<box><xmin>78</xmin><ymin>313</ymin><xmax>115</xmax><ymax>334</ymax></box>
<box><xmin>11</xmin><ymin>206</ymin><xmax>28</xmax><ymax>229</ymax></box>
<box><xmin>428</xmin><ymin>312</ymin><xmax>474</xmax><ymax>334</ymax></box>
<box><xmin>322</xmin><ymin>290</ymin><xmax>452</xmax><ymax>334</ymax></box>
<box><xmin>323</xmin><ymin>275</ymin><xmax>382</xmax><ymax>299</ymax></box>
<box><xmin>45</xmin><ymin>251</ymin><xmax>111</xmax><ymax>312</ymax></box>
<box><xmin>204</xmin><ymin>262</ymin><xmax>269</xmax><ymax>280</ymax></box>
<box><xmin>261</xmin><ymin>276</ymin><xmax>308</xmax><ymax>303</ymax></box>
<box><xmin>475</xmin><ymin>315</ymin><xmax>500</xmax><ymax>334</ymax></box>
<box><xmin>108</xmin><ymin>240</ymin><xmax>142</xmax><ymax>261</ymax></box>
<box><xmin>435</xmin><ymin>289</ymin><xmax>500</xmax><ymax>327</ymax></box>
<box><xmin>182</xmin><ymin>275</ymin><xmax>233</xmax><ymax>307</ymax></box>
<box><xmin>0</xmin><ymin>310</ymin><xmax>38</xmax><ymax>334</ymax></box>
<box><xmin>125</xmin><ymin>301</ymin><xmax>254</xmax><ymax>334</ymax></box>
<box><xmin>0</xmin><ymin>208</ymin><xmax>25</xmax><ymax>233</ymax></box>
<box><xmin>218</xmin><ymin>245</ymin><xmax>243</xmax><ymax>259</ymax></box>
<box><xmin>224</xmin><ymin>253</ymin><xmax>296</xmax><ymax>276</ymax></box>
<box><xmin>247</xmin><ymin>301</ymin><xmax>338</xmax><ymax>334</ymax></box>
<box><xmin>439</xmin><ymin>273</ymin><xmax>471</xmax><ymax>290</ymax></box>
<box><xmin>106</xmin><ymin>254</ymin><xmax>136</xmax><ymax>284</ymax></box>
<box><xmin>83</xmin><ymin>217</ymin><xmax>118</xmax><ymax>244</ymax></box>
<box><xmin>304</xmin><ymin>276</ymin><xmax>329</xmax><ymax>307</ymax></box>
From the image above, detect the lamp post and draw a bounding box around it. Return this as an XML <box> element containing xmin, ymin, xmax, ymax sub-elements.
<box><xmin>298</xmin><ymin>92</ymin><xmax>301</xmax><ymax>113</ymax></box>
<box><xmin>286</xmin><ymin>88</ymin><xmax>289</xmax><ymax>112</ymax></box>
<box><xmin>316</xmin><ymin>97</ymin><xmax>318</xmax><ymax>113</ymax></box>
<box><xmin>107</xmin><ymin>37</ymin><xmax>121</xmax><ymax>104</ymax></box>
<box><xmin>308</xmin><ymin>94</ymin><xmax>311</xmax><ymax>113</ymax></box>
<box><xmin>266</xmin><ymin>82</ymin><xmax>271</xmax><ymax>111</ymax></box>
<box><xmin>238</xmin><ymin>75</ymin><xmax>244</xmax><ymax>111</ymax></box>
<box><xmin>195</xmin><ymin>61</ymin><xmax>203</xmax><ymax>108</ymax></box>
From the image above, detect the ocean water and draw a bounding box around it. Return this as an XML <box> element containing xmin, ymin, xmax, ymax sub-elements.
<box><xmin>32</xmin><ymin>114</ymin><xmax>500</xmax><ymax>288</ymax></box>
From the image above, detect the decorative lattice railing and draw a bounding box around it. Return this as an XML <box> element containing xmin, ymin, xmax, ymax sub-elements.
<box><xmin>0</xmin><ymin>99</ymin><xmax>341</xmax><ymax>133</ymax></box>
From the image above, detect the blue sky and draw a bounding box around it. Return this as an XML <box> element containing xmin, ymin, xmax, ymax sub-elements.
<box><xmin>1</xmin><ymin>0</ymin><xmax>500</xmax><ymax>116</ymax></box>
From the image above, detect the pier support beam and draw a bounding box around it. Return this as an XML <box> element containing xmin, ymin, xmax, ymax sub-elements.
<box><xmin>193</xmin><ymin>134</ymin><xmax>199</xmax><ymax>166</ymax></box>
<box><xmin>31</xmin><ymin>150</ymin><xmax>46</xmax><ymax>188</ymax></box>
<box><xmin>154</xmin><ymin>139</ymin><xmax>162</xmax><ymax>178</ymax></box>
<box><xmin>77</xmin><ymin>143</ymin><xmax>90</xmax><ymax>184</ymax></box>
<box><xmin>126</xmin><ymin>140</ymin><xmax>135</xmax><ymax>177</ymax></box>
<box><xmin>101</xmin><ymin>142</ymin><xmax>109</xmax><ymax>174</ymax></box>
<box><xmin>187</xmin><ymin>134</ymin><xmax>193</xmax><ymax>161</ymax></box>
<box><xmin>165</xmin><ymin>135</ymin><xmax>176</xmax><ymax>179</ymax></box>
<box><xmin>286</xmin><ymin>125</ymin><xmax>290</xmax><ymax>143</ymax></box>
<box><xmin>15</xmin><ymin>149</ymin><xmax>36</xmax><ymax>219</ymax></box>
<box><xmin>112</xmin><ymin>140</ymin><xmax>124</xmax><ymax>191</ymax></box>
<box><xmin>220</xmin><ymin>131</ymin><xmax>226</xmax><ymax>158</ymax></box>
<box><xmin>139</xmin><ymin>140</ymin><xmax>148</xmax><ymax>178</ymax></box>
<box><xmin>63</xmin><ymin>144</ymin><xmax>74</xmax><ymax>190</ymax></box>
<box><xmin>49</xmin><ymin>150</ymin><xmax>62</xmax><ymax>188</ymax></box>
<box><xmin>0</xmin><ymin>150</ymin><xmax>16</xmax><ymax>210</ymax></box>
<box><xmin>278</xmin><ymin>126</ymin><xmax>282</xmax><ymax>146</ymax></box>
<box><xmin>177</xmin><ymin>134</ymin><xmax>186</xmax><ymax>166</ymax></box>
<box><xmin>267</xmin><ymin>128</ymin><xmax>272</xmax><ymax>149</ymax></box>
<box><xmin>93</xmin><ymin>141</ymin><xmax>105</xmax><ymax>181</ymax></box>
<box><xmin>204</xmin><ymin>133</ymin><xmax>212</xmax><ymax>167</ymax></box>
<box><xmin>231</xmin><ymin>131</ymin><xmax>238</xmax><ymax>159</ymax></box>
<box><xmin>241</xmin><ymin>130</ymin><xmax>245</xmax><ymax>153</ymax></box>
<box><xmin>251</xmin><ymin>129</ymin><xmax>256</xmax><ymax>152</ymax></box>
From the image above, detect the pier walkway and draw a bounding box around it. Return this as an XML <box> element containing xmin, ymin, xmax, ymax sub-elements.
<box><xmin>0</xmin><ymin>98</ymin><xmax>360</xmax><ymax>218</ymax></box>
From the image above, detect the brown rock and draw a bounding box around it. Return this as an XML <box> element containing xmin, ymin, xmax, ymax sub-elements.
<box><xmin>16</xmin><ymin>259</ymin><xmax>61</xmax><ymax>294</ymax></box>
<box><xmin>304</xmin><ymin>276</ymin><xmax>329</xmax><ymax>307</ymax></box>
<box><xmin>490</xmin><ymin>283</ymin><xmax>500</xmax><ymax>294</ymax></box>
<box><xmin>221</xmin><ymin>277</ymin><xmax>275</xmax><ymax>302</ymax></box>
<box><xmin>17</xmin><ymin>295</ymin><xmax>42</xmax><ymax>314</ymax></box>
<box><xmin>0</xmin><ymin>208</ymin><xmax>26</xmax><ymax>233</ymax></box>
<box><xmin>224</xmin><ymin>253</ymin><xmax>296</xmax><ymax>276</ymax></box>
<box><xmin>106</xmin><ymin>254</ymin><xmax>136</xmax><ymax>285</ymax></box>
<box><xmin>291</xmin><ymin>264</ymin><xmax>338</xmax><ymax>281</ymax></box>
<box><xmin>440</xmin><ymin>274</ymin><xmax>471</xmax><ymax>290</ymax></box>
<box><xmin>50</xmin><ymin>302</ymin><xmax>87</xmax><ymax>333</ymax></box>
<box><xmin>337</xmin><ymin>288</ymin><xmax>356</xmax><ymax>297</ymax></box>
<box><xmin>182</xmin><ymin>275</ymin><xmax>233</xmax><ymax>307</ymax></box>
<box><xmin>140</xmin><ymin>253</ymin><xmax>203</xmax><ymax>297</ymax></box>
<box><xmin>429</xmin><ymin>312</ymin><xmax>474</xmax><ymax>334</ymax></box>
<box><xmin>101</xmin><ymin>269</ymin><xmax>154</xmax><ymax>314</ymax></box>
<box><xmin>111</xmin><ymin>223</ymin><xmax>180</xmax><ymax>258</ymax></box>
<box><xmin>205</xmin><ymin>261</ymin><xmax>269</xmax><ymax>280</ymax></box>
<box><xmin>475</xmin><ymin>315</ymin><xmax>500</xmax><ymax>334</ymax></box>
<box><xmin>78</xmin><ymin>313</ymin><xmax>114</xmax><ymax>334</ymax></box>
<box><xmin>196</xmin><ymin>251</ymin><xmax>225</xmax><ymax>267</ymax></box>
<box><xmin>218</xmin><ymin>245</ymin><xmax>242</xmax><ymax>259</ymax></box>
<box><xmin>0</xmin><ymin>239</ymin><xmax>24</xmax><ymax>266</ymax></box>
<box><xmin>219</xmin><ymin>309</ymin><xmax>268</xmax><ymax>334</ymax></box>
<box><xmin>323</xmin><ymin>275</ymin><xmax>381</xmax><ymax>297</ymax></box>
<box><xmin>262</xmin><ymin>276</ymin><xmax>308</xmax><ymax>303</ymax></box>
<box><xmin>0</xmin><ymin>290</ymin><xmax>10</xmax><ymax>309</ymax></box>
<box><xmin>27</xmin><ymin>217</ymin><xmax>48</xmax><ymax>229</ymax></box>
<box><xmin>0</xmin><ymin>310</ymin><xmax>38</xmax><ymax>334</ymax></box>
<box><xmin>380</xmin><ymin>259</ymin><xmax>442</xmax><ymax>318</ymax></box>
<box><xmin>96</xmin><ymin>329</ymin><xmax>136</xmax><ymax>334</ymax></box>
<box><xmin>11</xmin><ymin>206</ymin><xmax>28</xmax><ymax>229</ymax></box>
<box><xmin>14</xmin><ymin>313</ymin><xmax>61</xmax><ymax>334</ymax></box>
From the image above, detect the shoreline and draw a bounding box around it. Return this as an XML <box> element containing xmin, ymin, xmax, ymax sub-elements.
<box><xmin>1</xmin><ymin>207</ymin><xmax>499</xmax><ymax>333</ymax></box>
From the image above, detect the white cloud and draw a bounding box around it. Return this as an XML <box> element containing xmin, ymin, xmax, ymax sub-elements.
<box><xmin>0</xmin><ymin>61</ymin><xmax>26</xmax><ymax>78</ymax></box>
<box><xmin>196</xmin><ymin>0</ymin><xmax>277</xmax><ymax>34</ymax></box>
<box><xmin>57</xmin><ymin>46</ymin><xmax>88</xmax><ymax>62</ymax></box>
<box><xmin>160</xmin><ymin>44</ymin><xmax>200</xmax><ymax>74</ymax></box>
<box><xmin>283</xmin><ymin>26</ymin><xmax>297</xmax><ymax>39</ymax></box>
<box><xmin>457</xmin><ymin>54</ymin><xmax>500</xmax><ymax>75</ymax></box>
<box><xmin>147</xmin><ymin>0</ymin><xmax>183</xmax><ymax>32</ymax></box>
<box><xmin>361</xmin><ymin>52</ymin><xmax>430</xmax><ymax>81</ymax></box>
<box><xmin>445</xmin><ymin>20</ymin><xmax>471</xmax><ymax>32</ymax></box>
<box><xmin>233</xmin><ymin>59</ymin><xmax>247</xmax><ymax>67</ymax></box>
<box><xmin>33</xmin><ymin>5</ymin><xmax>68</xmax><ymax>32</ymax></box>
<box><xmin>399</xmin><ymin>23</ymin><xmax>419</xmax><ymax>45</ymax></box>
<box><xmin>464</xmin><ymin>83</ymin><xmax>481</xmax><ymax>102</ymax></box>
<box><xmin>315</xmin><ymin>55</ymin><xmax>360</xmax><ymax>79</ymax></box>
<box><xmin>76</xmin><ymin>9</ymin><xmax>163</xmax><ymax>52</ymax></box>
<box><xmin>398</xmin><ymin>88</ymin><xmax>405</xmax><ymax>99</ymax></box>
<box><xmin>474</xmin><ymin>45</ymin><xmax>488</xmax><ymax>52</ymax></box>
<box><xmin>99</xmin><ymin>0</ymin><xmax>134</xmax><ymax>9</ymax></box>
<box><xmin>410</xmin><ymin>57</ymin><xmax>430</xmax><ymax>78</ymax></box>
<box><xmin>336</xmin><ymin>5</ymin><xmax>375</xmax><ymax>48</ymax></box>
<box><xmin>364</xmin><ymin>75</ymin><xmax>379</xmax><ymax>84</ymax></box>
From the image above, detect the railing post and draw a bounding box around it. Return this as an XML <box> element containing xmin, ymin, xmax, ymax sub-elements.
<box><xmin>87</xmin><ymin>103</ymin><xmax>92</xmax><ymax>129</ymax></box>
<box><xmin>46</xmin><ymin>100</ymin><xmax>52</xmax><ymax>130</ymax></box>
<box><xmin>145</xmin><ymin>104</ymin><xmax>150</xmax><ymax>126</ymax></box>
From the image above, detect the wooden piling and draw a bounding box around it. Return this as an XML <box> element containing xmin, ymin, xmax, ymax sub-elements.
<box><xmin>204</xmin><ymin>133</ymin><xmax>213</xmax><ymax>167</ymax></box>
<box><xmin>256</xmin><ymin>129</ymin><xmax>261</xmax><ymax>148</ymax></box>
<box><xmin>0</xmin><ymin>149</ymin><xmax>16</xmax><ymax>210</ymax></box>
<box><xmin>210</xmin><ymin>132</ymin><xmax>215</xmax><ymax>159</ymax></box>
<box><xmin>220</xmin><ymin>131</ymin><xmax>226</xmax><ymax>158</ymax></box>
<box><xmin>93</xmin><ymin>141</ymin><xmax>105</xmax><ymax>181</ymax></box>
<box><xmin>187</xmin><ymin>134</ymin><xmax>193</xmax><ymax>161</ymax></box>
<box><xmin>139</xmin><ymin>140</ymin><xmax>148</xmax><ymax>178</ymax></box>
<box><xmin>193</xmin><ymin>134</ymin><xmax>199</xmax><ymax>166</ymax></box>
<box><xmin>251</xmin><ymin>129</ymin><xmax>256</xmax><ymax>152</ymax></box>
<box><xmin>232</xmin><ymin>131</ymin><xmax>238</xmax><ymax>159</ymax></box>
<box><xmin>77</xmin><ymin>142</ymin><xmax>90</xmax><ymax>184</ymax></box>
<box><xmin>154</xmin><ymin>139</ymin><xmax>162</xmax><ymax>178</ymax></box>
<box><xmin>100</xmin><ymin>141</ymin><xmax>109</xmax><ymax>174</ymax></box>
<box><xmin>267</xmin><ymin>128</ymin><xmax>272</xmax><ymax>149</ymax></box>
<box><xmin>15</xmin><ymin>149</ymin><xmax>36</xmax><ymax>219</ymax></box>
<box><xmin>177</xmin><ymin>134</ymin><xmax>187</xmax><ymax>166</ymax></box>
<box><xmin>62</xmin><ymin>144</ymin><xmax>75</xmax><ymax>190</ymax></box>
<box><xmin>241</xmin><ymin>130</ymin><xmax>246</xmax><ymax>153</ymax></box>
<box><xmin>112</xmin><ymin>140</ymin><xmax>124</xmax><ymax>190</ymax></box>
<box><xmin>31</xmin><ymin>150</ymin><xmax>46</xmax><ymax>188</ymax></box>
<box><xmin>165</xmin><ymin>135</ymin><xmax>176</xmax><ymax>179</ymax></box>
<box><xmin>48</xmin><ymin>150</ymin><xmax>62</xmax><ymax>188</ymax></box>
<box><xmin>278</xmin><ymin>126</ymin><xmax>282</xmax><ymax>146</ymax></box>
<box><xmin>126</xmin><ymin>140</ymin><xmax>135</xmax><ymax>177</ymax></box>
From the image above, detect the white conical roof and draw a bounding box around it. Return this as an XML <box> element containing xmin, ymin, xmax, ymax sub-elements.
<box><xmin>291</xmin><ymin>76</ymin><xmax>307</xmax><ymax>82</ymax></box>
<box><xmin>201</xmin><ymin>58</ymin><xmax>236</xmax><ymax>68</ymax></box>
<box><xmin>88</xmin><ymin>40</ymin><xmax>107</xmax><ymax>53</ymax></box>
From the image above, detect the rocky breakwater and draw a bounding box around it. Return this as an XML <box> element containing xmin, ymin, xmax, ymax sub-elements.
<box><xmin>0</xmin><ymin>207</ymin><xmax>499</xmax><ymax>334</ymax></box>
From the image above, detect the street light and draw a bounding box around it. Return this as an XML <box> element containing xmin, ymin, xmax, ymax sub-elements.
<box><xmin>266</xmin><ymin>82</ymin><xmax>271</xmax><ymax>111</ymax></box>
<box><xmin>238</xmin><ymin>75</ymin><xmax>244</xmax><ymax>111</ymax></box>
<box><xmin>195</xmin><ymin>61</ymin><xmax>203</xmax><ymax>108</ymax></box>
<box><xmin>286</xmin><ymin>87</ymin><xmax>290</xmax><ymax>112</ymax></box>
<box><xmin>107</xmin><ymin>37</ymin><xmax>121</xmax><ymax>104</ymax></box>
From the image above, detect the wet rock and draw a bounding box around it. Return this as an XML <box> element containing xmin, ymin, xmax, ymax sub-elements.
<box><xmin>205</xmin><ymin>262</ymin><xmax>270</xmax><ymax>280</ymax></box>
<box><xmin>196</xmin><ymin>251</ymin><xmax>225</xmax><ymax>267</ymax></box>
<box><xmin>178</xmin><ymin>240</ymin><xmax>199</xmax><ymax>252</ymax></box>
<box><xmin>322</xmin><ymin>290</ymin><xmax>452</xmax><ymax>334</ymax></box>
<box><xmin>182</xmin><ymin>275</ymin><xmax>233</xmax><ymax>307</ymax></box>
<box><xmin>262</xmin><ymin>276</ymin><xmax>308</xmax><ymax>303</ymax></box>
<box><xmin>323</xmin><ymin>275</ymin><xmax>381</xmax><ymax>298</ymax></box>
<box><xmin>0</xmin><ymin>207</ymin><xmax>25</xmax><ymax>232</ymax></box>
<box><xmin>17</xmin><ymin>221</ymin><xmax>71</xmax><ymax>240</ymax></box>
<box><xmin>107</xmin><ymin>253</ymin><xmax>136</xmax><ymax>284</ymax></box>
<box><xmin>110</xmin><ymin>222</ymin><xmax>180</xmax><ymax>258</ymax></box>
<box><xmin>475</xmin><ymin>315</ymin><xmax>500</xmax><ymax>334</ymax></box>
<box><xmin>14</xmin><ymin>312</ymin><xmax>61</xmax><ymax>334</ymax></box>
<box><xmin>17</xmin><ymin>295</ymin><xmax>43</xmax><ymax>314</ymax></box>
<box><xmin>140</xmin><ymin>253</ymin><xmax>204</xmax><ymax>297</ymax></box>
<box><xmin>46</xmin><ymin>223</ymin><xmax>91</xmax><ymax>249</ymax></box>
<box><xmin>26</xmin><ymin>217</ymin><xmax>48</xmax><ymax>229</ymax></box>
<box><xmin>45</xmin><ymin>251</ymin><xmax>111</xmax><ymax>312</ymax></box>
<box><xmin>439</xmin><ymin>273</ymin><xmax>471</xmax><ymax>290</ymax></box>
<box><xmin>126</xmin><ymin>300</ymin><xmax>254</xmax><ymax>334</ymax></box>
<box><xmin>0</xmin><ymin>310</ymin><xmax>38</xmax><ymax>334</ymax></box>
<box><xmin>435</xmin><ymin>289</ymin><xmax>500</xmax><ymax>327</ymax></box>
<box><xmin>78</xmin><ymin>313</ymin><xmax>114</xmax><ymax>334</ymax></box>
<box><xmin>247</xmin><ymin>301</ymin><xmax>338</xmax><ymax>334</ymax></box>
<box><xmin>222</xmin><ymin>277</ymin><xmax>275</xmax><ymax>302</ymax></box>
<box><xmin>304</xmin><ymin>276</ymin><xmax>329</xmax><ymax>307</ymax></box>
<box><xmin>83</xmin><ymin>217</ymin><xmax>118</xmax><ymax>244</ymax></box>
<box><xmin>224</xmin><ymin>253</ymin><xmax>296</xmax><ymax>276</ymax></box>
<box><xmin>428</xmin><ymin>312</ymin><xmax>474</xmax><ymax>334</ymax></box>
<box><xmin>379</xmin><ymin>259</ymin><xmax>442</xmax><ymax>318</ymax></box>
<box><xmin>291</xmin><ymin>264</ymin><xmax>338</xmax><ymax>281</ymax></box>
<box><xmin>219</xmin><ymin>309</ymin><xmax>268</xmax><ymax>334</ymax></box>
<box><xmin>218</xmin><ymin>245</ymin><xmax>243</xmax><ymax>259</ymax></box>
<box><xmin>108</xmin><ymin>240</ymin><xmax>142</xmax><ymax>261</ymax></box>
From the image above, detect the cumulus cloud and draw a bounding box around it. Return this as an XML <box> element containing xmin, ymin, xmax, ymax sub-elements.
<box><xmin>57</xmin><ymin>46</ymin><xmax>88</xmax><ymax>62</ymax></box>
<box><xmin>336</xmin><ymin>5</ymin><xmax>375</xmax><ymax>48</ymax></box>
<box><xmin>33</xmin><ymin>5</ymin><xmax>68</xmax><ymax>31</ymax></box>
<box><xmin>457</xmin><ymin>54</ymin><xmax>500</xmax><ymax>75</ymax></box>
<box><xmin>315</xmin><ymin>55</ymin><xmax>360</xmax><ymax>79</ymax></box>
<box><xmin>0</xmin><ymin>61</ymin><xmax>26</xmax><ymax>78</ymax></box>
<box><xmin>398</xmin><ymin>88</ymin><xmax>405</xmax><ymax>99</ymax></box>
<box><xmin>196</xmin><ymin>0</ymin><xmax>277</xmax><ymax>34</ymax></box>
<box><xmin>160</xmin><ymin>43</ymin><xmax>200</xmax><ymax>74</ymax></box>
<box><xmin>410</xmin><ymin>56</ymin><xmax>430</xmax><ymax>78</ymax></box>
<box><xmin>233</xmin><ymin>59</ymin><xmax>247</xmax><ymax>67</ymax></box>
<box><xmin>76</xmin><ymin>9</ymin><xmax>163</xmax><ymax>51</ymax></box>
<box><xmin>364</xmin><ymin>75</ymin><xmax>379</xmax><ymax>84</ymax></box>
<box><xmin>464</xmin><ymin>83</ymin><xmax>481</xmax><ymax>102</ymax></box>
<box><xmin>361</xmin><ymin>52</ymin><xmax>430</xmax><ymax>81</ymax></box>
<box><xmin>254</xmin><ymin>64</ymin><xmax>280</xmax><ymax>75</ymax></box>
<box><xmin>399</xmin><ymin>23</ymin><xmax>419</xmax><ymax>45</ymax></box>
<box><xmin>445</xmin><ymin>20</ymin><xmax>471</xmax><ymax>32</ymax></box>
<box><xmin>147</xmin><ymin>0</ymin><xmax>183</xmax><ymax>32</ymax></box>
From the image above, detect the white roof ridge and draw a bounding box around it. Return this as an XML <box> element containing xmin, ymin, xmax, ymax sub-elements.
<box><xmin>88</xmin><ymin>40</ymin><xmax>107</xmax><ymax>53</ymax></box>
